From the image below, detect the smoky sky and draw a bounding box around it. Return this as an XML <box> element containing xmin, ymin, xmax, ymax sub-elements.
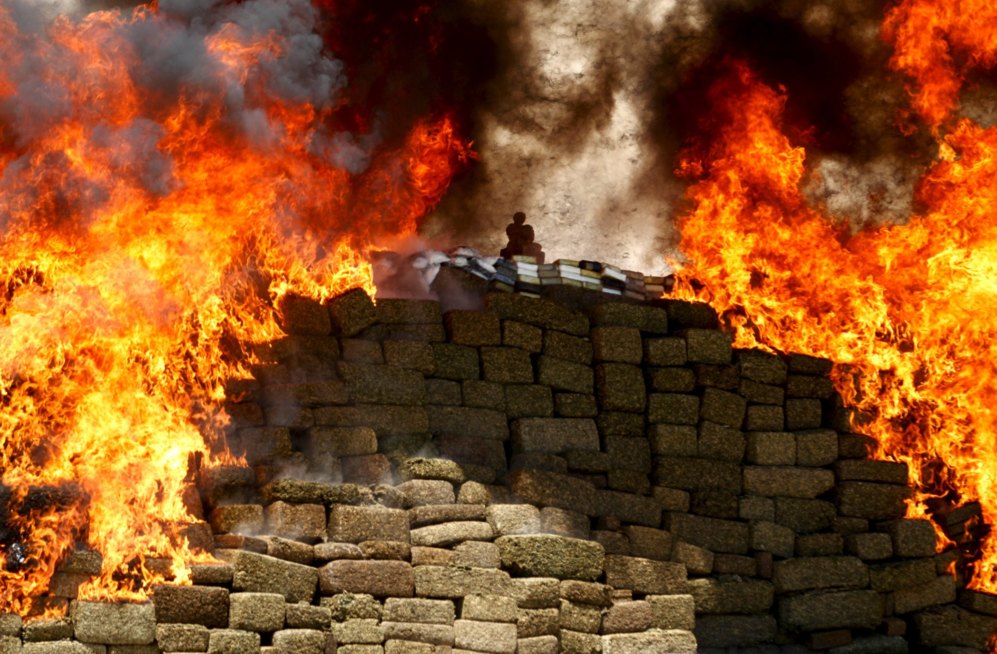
<box><xmin>8</xmin><ymin>0</ymin><xmax>983</xmax><ymax>269</ymax></box>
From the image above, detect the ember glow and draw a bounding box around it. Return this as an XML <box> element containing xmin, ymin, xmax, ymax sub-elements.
<box><xmin>0</xmin><ymin>0</ymin><xmax>469</xmax><ymax>614</ymax></box>
<box><xmin>673</xmin><ymin>0</ymin><xmax>997</xmax><ymax>591</ymax></box>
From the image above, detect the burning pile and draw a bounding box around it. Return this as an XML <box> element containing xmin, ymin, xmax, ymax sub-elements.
<box><xmin>2</xmin><ymin>0</ymin><xmax>997</xmax><ymax>645</ymax></box>
<box><xmin>669</xmin><ymin>0</ymin><xmax>997</xmax><ymax>594</ymax></box>
<box><xmin>0</xmin><ymin>0</ymin><xmax>468</xmax><ymax>614</ymax></box>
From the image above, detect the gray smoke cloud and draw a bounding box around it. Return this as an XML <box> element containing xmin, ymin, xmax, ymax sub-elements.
<box><xmin>0</xmin><ymin>0</ymin><xmax>367</xmax><ymax>210</ymax></box>
<box><xmin>157</xmin><ymin>0</ymin><xmax>223</xmax><ymax>19</ymax></box>
<box><xmin>90</xmin><ymin>119</ymin><xmax>176</xmax><ymax>197</ymax></box>
<box><xmin>2</xmin><ymin>0</ymin><xmax>88</xmax><ymax>31</ymax></box>
<box><xmin>123</xmin><ymin>0</ymin><xmax>347</xmax><ymax>150</ymax></box>
<box><xmin>0</xmin><ymin>0</ymin><xmax>402</xmax><ymax>240</ymax></box>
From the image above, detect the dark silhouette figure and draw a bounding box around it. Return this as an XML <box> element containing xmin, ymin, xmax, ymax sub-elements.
<box><xmin>501</xmin><ymin>211</ymin><xmax>545</xmax><ymax>263</ymax></box>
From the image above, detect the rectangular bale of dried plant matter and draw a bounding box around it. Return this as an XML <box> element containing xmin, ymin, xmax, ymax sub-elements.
<box><xmin>511</xmin><ymin>418</ymin><xmax>599</xmax><ymax>454</ymax></box>
<box><xmin>665</xmin><ymin>513</ymin><xmax>749</xmax><ymax>555</ymax></box>
<box><xmin>655</xmin><ymin>457</ymin><xmax>742</xmax><ymax>493</ymax></box>
<box><xmin>319</xmin><ymin>560</ymin><xmax>415</xmax><ymax>598</ymax></box>
<box><xmin>485</xmin><ymin>293</ymin><xmax>590</xmax><ymax>336</ymax></box>
<box><xmin>836</xmin><ymin>481</ymin><xmax>910</xmax><ymax>520</ymax></box>
<box><xmin>778</xmin><ymin>589</ymin><xmax>883</xmax><ymax>632</ymax></box>
<box><xmin>327</xmin><ymin>288</ymin><xmax>377</xmax><ymax>337</ymax></box>
<box><xmin>535</xmin><ymin>355</ymin><xmax>594</xmax><ymax>394</ymax></box>
<box><xmin>743</xmin><ymin>466</ymin><xmax>834</xmax><ymax>499</ymax></box>
<box><xmin>686</xmin><ymin>578</ymin><xmax>774</xmax><ymax>614</ymax></box>
<box><xmin>72</xmin><ymin>601</ymin><xmax>156</xmax><ymax>646</ymax></box>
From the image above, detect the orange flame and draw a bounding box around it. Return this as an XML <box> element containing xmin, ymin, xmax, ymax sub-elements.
<box><xmin>673</xmin><ymin>52</ymin><xmax>997</xmax><ymax>590</ymax></box>
<box><xmin>882</xmin><ymin>0</ymin><xmax>997</xmax><ymax>131</ymax></box>
<box><xmin>0</xmin><ymin>1</ymin><xmax>469</xmax><ymax>613</ymax></box>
